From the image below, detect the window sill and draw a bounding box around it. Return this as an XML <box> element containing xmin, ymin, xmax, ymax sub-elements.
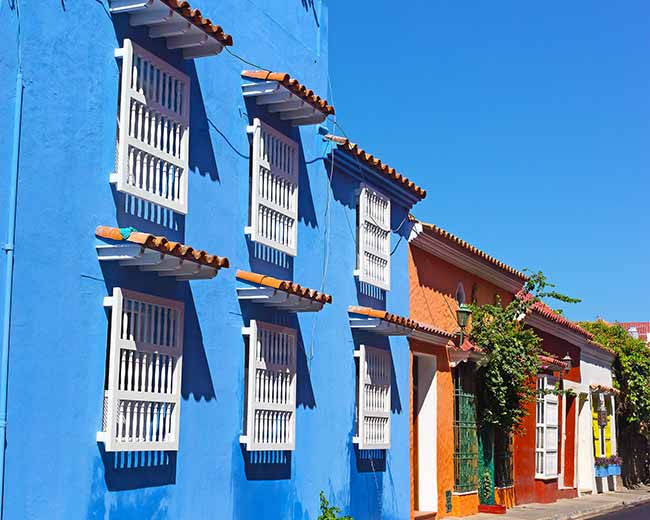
<box><xmin>535</xmin><ymin>475</ymin><xmax>559</xmax><ymax>481</ymax></box>
<box><xmin>452</xmin><ymin>490</ymin><xmax>478</xmax><ymax>496</ymax></box>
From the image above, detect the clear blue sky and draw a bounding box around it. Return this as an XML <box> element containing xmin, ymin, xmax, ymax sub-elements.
<box><xmin>328</xmin><ymin>1</ymin><xmax>650</xmax><ymax>322</ymax></box>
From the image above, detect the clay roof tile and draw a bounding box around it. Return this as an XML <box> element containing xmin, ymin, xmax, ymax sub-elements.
<box><xmin>236</xmin><ymin>270</ymin><xmax>333</xmax><ymax>305</ymax></box>
<box><xmin>95</xmin><ymin>226</ymin><xmax>229</xmax><ymax>270</ymax></box>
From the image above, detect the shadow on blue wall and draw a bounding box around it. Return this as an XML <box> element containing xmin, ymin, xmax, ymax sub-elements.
<box><xmin>347</xmin><ymin>429</ymin><xmax>385</xmax><ymax>519</ymax></box>
<box><xmin>98</xmin><ymin>444</ymin><xmax>177</xmax><ymax>491</ymax></box>
<box><xmin>240</xmin><ymin>445</ymin><xmax>292</xmax><ymax>480</ymax></box>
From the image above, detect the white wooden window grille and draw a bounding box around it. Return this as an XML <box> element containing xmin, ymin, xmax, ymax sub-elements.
<box><xmin>245</xmin><ymin>118</ymin><xmax>299</xmax><ymax>256</ymax></box>
<box><xmin>112</xmin><ymin>39</ymin><xmax>190</xmax><ymax>214</ymax></box>
<box><xmin>97</xmin><ymin>288</ymin><xmax>184</xmax><ymax>452</ymax></box>
<box><xmin>354</xmin><ymin>345</ymin><xmax>392</xmax><ymax>450</ymax></box>
<box><xmin>535</xmin><ymin>376</ymin><xmax>559</xmax><ymax>478</ymax></box>
<box><xmin>241</xmin><ymin>320</ymin><xmax>297</xmax><ymax>451</ymax></box>
<box><xmin>356</xmin><ymin>186</ymin><xmax>391</xmax><ymax>291</ymax></box>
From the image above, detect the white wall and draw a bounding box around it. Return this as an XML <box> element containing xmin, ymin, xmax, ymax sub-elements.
<box><xmin>416</xmin><ymin>354</ymin><xmax>437</xmax><ymax>512</ymax></box>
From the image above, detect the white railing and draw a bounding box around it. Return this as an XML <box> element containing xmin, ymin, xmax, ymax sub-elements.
<box><xmin>246</xmin><ymin>118</ymin><xmax>299</xmax><ymax>256</ymax></box>
<box><xmin>98</xmin><ymin>288</ymin><xmax>184</xmax><ymax>452</ymax></box>
<box><xmin>241</xmin><ymin>320</ymin><xmax>297</xmax><ymax>451</ymax></box>
<box><xmin>112</xmin><ymin>39</ymin><xmax>190</xmax><ymax>214</ymax></box>
<box><xmin>354</xmin><ymin>345</ymin><xmax>391</xmax><ymax>450</ymax></box>
<box><xmin>356</xmin><ymin>186</ymin><xmax>391</xmax><ymax>291</ymax></box>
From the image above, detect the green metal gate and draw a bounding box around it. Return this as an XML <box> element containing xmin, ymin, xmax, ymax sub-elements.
<box><xmin>453</xmin><ymin>364</ymin><xmax>479</xmax><ymax>493</ymax></box>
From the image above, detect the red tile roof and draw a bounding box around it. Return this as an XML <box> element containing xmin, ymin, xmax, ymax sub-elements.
<box><xmin>539</xmin><ymin>354</ymin><xmax>569</xmax><ymax>371</ymax></box>
<box><xmin>236</xmin><ymin>270</ymin><xmax>332</xmax><ymax>304</ymax></box>
<box><xmin>530</xmin><ymin>300</ymin><xmax>594</xmax><ymax>338</ymax></box>
<box><xmin>325</xmin><ymin>135</ymin><xmax>427</xmax><ymax>200</ymax></box>
<box><xmin>412</xmin><ymin>218</ymin><xmax>527</xmax><ymax>280</ymax></box>
<box><xmin>96</xmin><ymin>226</ymin><xmax>229</xmax><ymax>269</ymax></box>
<box><xmin>415</xmin><ymin>321</ymin><xmax>455</xmax><ymax>339</ymax></box>
<box><xmin>348</xmin><ymin>306</ymin><xmax>418</xmax><ymax>329</ymax></box>
<box><xmin>241</xmin><ymin>71</ymin><xmax>335</xmax><ymax>116</ymax></box>
<box><xmin>161</xmin><ymin>0</ymin><xmax>233</xmax><ymax>46</ymax></box>
<box><xmin>458</xmin><ymin>338</ymin><xmax>483</xmax><ymax>353</ymax></box>
<box><xmin>618</xmin><ymin>322</ymin><xmax>650</xmax><ymax>336</ymax></box>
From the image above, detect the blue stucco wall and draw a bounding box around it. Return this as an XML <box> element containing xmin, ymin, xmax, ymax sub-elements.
<box><xmin>1</xmin><ymin>1</ymin><xmax>415</xmax><ymax>518</ymax></box>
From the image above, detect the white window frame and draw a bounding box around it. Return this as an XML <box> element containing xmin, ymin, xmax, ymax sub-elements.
<box><xmin>240</xmin><ymin>320</ymin><xmax>297</xmax><ymax>451</ymax></box>
<box><xmin>354</xmin><ymin>344</ymin><xmax>392</xmax><ymax>450</ymax></box>
<box><xmin>112</xmin><ymin>39</ymin><xmax>190</xmax><ymax>214</ymax></box>
<box><xmin>535</xmin><ymin>375</ymin><xmax>559</xmax><ymax>478</ymax></box>
<box><xmin>355</xmin><ymin>185</ymin><xmax>391</xmax><ymax>291</ymax></box>
<box><xmin>97</xmin><ymin>288</ymin><xmax>184</xmax><ymax>452</ymax></box>
<box><xmin>245</xmin><ymin>118</ymin><xmax>299</xmax><ymax>256</ymax></box>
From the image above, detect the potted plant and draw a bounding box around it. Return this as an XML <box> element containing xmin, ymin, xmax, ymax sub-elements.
<box><xmin>595</xmin><ymin>457</ymin><xmax>609</xmax><ymax>478</ymax></box>
<box><xmin>607</xmin><ymin>455</ymin><xmax>622</xmax><ymax>476</ymax></box>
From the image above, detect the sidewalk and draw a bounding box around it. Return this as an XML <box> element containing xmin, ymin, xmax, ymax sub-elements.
<box><xmin>457</xmin><ymin>486</ymin><xmax>650</xmax><ymax>520</ymax></box>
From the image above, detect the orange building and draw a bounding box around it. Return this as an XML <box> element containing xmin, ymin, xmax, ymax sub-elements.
<box><xmin>407</xmin><ymin>218</ymin><xmax>592</xmax><ymax>518</ymax></box>
<box><xmin>408</xmin><ymin>220</ymin><xmax>526</xmax><ymax>518</ymax></box>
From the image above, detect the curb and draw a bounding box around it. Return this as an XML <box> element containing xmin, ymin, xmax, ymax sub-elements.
<box><xmin>568</xmin><ymin>494</ymin><xmax>650</xmax><ymax>519</ymax></box>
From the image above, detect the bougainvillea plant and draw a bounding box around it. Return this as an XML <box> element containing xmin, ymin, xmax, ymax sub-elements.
<box><xmin>470</xmin><ymin>271</ymin><xmax>579</xmax><ymax>436</ymax></box>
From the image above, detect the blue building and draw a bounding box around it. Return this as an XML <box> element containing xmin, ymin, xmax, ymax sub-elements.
<box><xmin>0</xmin><ymin>1</ymin><xmax>426</xmax><ymax>518</ymax></box>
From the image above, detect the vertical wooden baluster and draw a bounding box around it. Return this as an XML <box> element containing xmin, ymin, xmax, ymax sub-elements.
<box><xmin>141</xmin><ymin>353</ymin><xmax>147</xmax><ymax>392</ymax></box>
<box><xmin>118</xmin><ymin>401</ymin><xmax>125</xmax><ymax>442</ymax></box>
<box><xmin>148</xmin><ymin>352</ymin><xmax>154</xmax><ymax>392</ymax></box>
<box><xmin>145</xmin><ymin>402</ymin><xmax>152</xmax><ymax>442</ymax></box>
<box><xmin>119</xmin><ymin>350</ymin><xmax>126</xmax><ymax>391</ymax></box>
<box><xmin>134</xmin><ymin>352</ymin><xmax>140</xmax><ymax>392</ymax></box>
<box><xmin>127</xmin><ymin>351</ymin><xmax>134</xmax><ymax>391</ymax></box>
<box><xmin>167</xmin><ymin>357</ymin><xmax>173</xmax><ymax>395</ymax></box>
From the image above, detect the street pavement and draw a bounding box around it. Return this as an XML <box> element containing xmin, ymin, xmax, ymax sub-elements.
<box><xmin>456</xmin><ymin>485</ymin><xmax>650</xmax><ymax>520</ymax></box>
<box><xmin>591</xmin><ymin>501</ymin><xmax>650</xmax><ymax>519</ymax></box>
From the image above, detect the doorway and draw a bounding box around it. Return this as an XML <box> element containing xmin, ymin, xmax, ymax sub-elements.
<box><xmin>412</xmin><ymin>353</ymin><xmax>437</xmax><ymax>514</ymax></box>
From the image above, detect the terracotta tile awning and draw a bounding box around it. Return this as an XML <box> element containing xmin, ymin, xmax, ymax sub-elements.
<box><xmin>539</xmin><ymin>354</ymin><xmax>569</xmax><ymax>371</ymax></box>
<box><xmin>96</xmin><ymin>226</ymin><xmax>229</xmax><ymax>280</ymax></box>
<box><xmin>325</xmin><ymin>135</ymin><xmax>426</xmax><ymax>200</ymax></box>
<box><xmin>236</xmin><ymin>270</ymin><xmax>332</xmax><ymax>312</ymax></box>
<box><xmin>410</xmin><ymin>321</ymin><xmax>455</xmax><ymax>346</ymax></box>
<box><xmin>448</xmin><ymin>338</ymin><xmax>484</xmax><ymax>367</ymax></box>
<box><xmin>348</xmin><ymin>306</ymin><xmax>417</xmax><ymax>336</ymax></box>
<box><xmin>590</xmin><ymin>384</ymin><xmax>620</xmax><ymax>395</ymax></box>
<box><xmin>110</xmin><ymin>0</ymin><xmax>233</xmax><ymax>59</ymax></box>
<box><xmin>242</xmin><ymin>71</ymin><xmax>334</xmax><ymax>126</ymax></box>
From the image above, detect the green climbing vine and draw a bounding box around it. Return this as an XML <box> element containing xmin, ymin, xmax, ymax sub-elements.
<box><xmin>469</xmin><ymin>271</ymin><xmax>579</xmax><ymax>436</ymax></box>
<box><xmin>578</xmin><ymin>320</ymin><xmax>650</xmax><ymax>485</ymax></box>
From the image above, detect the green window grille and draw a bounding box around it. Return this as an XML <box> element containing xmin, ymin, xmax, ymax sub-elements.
<box><xmin>453</xmin><ymin>364</ymin><xmax>479</xmax><ymax>493</ymax></box>
<box><xmin>494</xmin><ymin>432</ymin><xmax>514</xmax><ymax>488</ymax></box>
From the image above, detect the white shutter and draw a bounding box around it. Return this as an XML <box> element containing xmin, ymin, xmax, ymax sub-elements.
<box><xmin>545</xmin><ymin>389</ymin><xmax>559</xmax><ymax>477</ymax></box>
<box><xmin>354</xmin><ymin>345</ymin><xmax>392</xmax><ymax>450</ymax></box>
<box><xmin>98</xmin><ymin>288</ymin><xmax>184</xmax><ymax>452</ymax></box>
<box><xmin>113</xmin><ymin>39</ymin><xmax>190</xmax><ymax>214</ymax></box>
<box><xmin>241</xmin><ymin>320</ymin><xmax>297</xmax><ymax>451</ymax></box>
<box><xmin>246</xmin><ymin>118</ymin><xmax>299</xmax><ymax>256</ymax></box>
<box><xmin>356</xmin><ymin>186</ymin><xmax>391</xmax><ymax>291</ymax></box>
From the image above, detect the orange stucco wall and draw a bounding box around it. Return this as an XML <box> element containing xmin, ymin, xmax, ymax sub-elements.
<box><xmin>408</xmin><ymin>245</ymin><xmax>517</xmax><ymax>517</ymax></box>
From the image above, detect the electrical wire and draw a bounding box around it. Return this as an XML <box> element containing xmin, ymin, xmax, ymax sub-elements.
<box><xmin>224</xmin><ymin>46</ymin><xmax>271</xmax><ymax>72</ymax></box>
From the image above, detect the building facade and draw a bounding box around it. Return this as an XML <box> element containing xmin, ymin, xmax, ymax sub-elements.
<box><xmin>0</xmin><ymin>1</ymin><xmax>427</xmax><ymax>518</ymax></box>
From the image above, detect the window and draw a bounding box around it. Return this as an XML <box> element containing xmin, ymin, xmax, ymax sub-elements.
<box><xmin>246</xmin><ymin>118</ymin><xmax>299</xmax><ymax>256</ymax></box>
<box><xmin>241</xmin><ymin>320</ymin><xmax>297</xmax><ymax>451</ymax></box>
<box><xmin>112</xmin><ymin>39</ymin><xmax>190</xmax><ymax>213</ymax></box>
<box><xmin>535</xmin><ymin>376</ymin><xmax>559</xmax><ymax>478</ymax></box>
<box><xmin>453</xmin><ymin>364</ymin><xmax>479</xmax><ymax>492</ymax></box>
<box><xmin>455</xmin><ymin>282</ymin><xmax>466</xmax><ymax>304</ymax></box>
<box><xmin>592</xmin><ymin>392</ymin><xmax>613</xmax><ymax>458</ymax></box>
<box><xmin>354</xmin><ymin>345</ymin><xmax>392</xmax><ymax>450</ymax></box>
<box><xmin>97</xmin><ymin>288</ymin><xmax>184</xmax><ymax>452</ymax></box>
<box><xmin>356</xmin><ymin>186</ymin><xmax>391</xmax><ymax>291</ymax></box>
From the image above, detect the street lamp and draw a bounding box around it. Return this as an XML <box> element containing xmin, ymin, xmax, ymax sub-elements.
<box><xmin>562</xmin><ymin>354</ymin><xmax>572</xmax><ymax>373</ymax></box>
<box><xmin>456</xmin><ymin>304</ymin><xmax>472</xmax><ymax>343</ymax></box>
